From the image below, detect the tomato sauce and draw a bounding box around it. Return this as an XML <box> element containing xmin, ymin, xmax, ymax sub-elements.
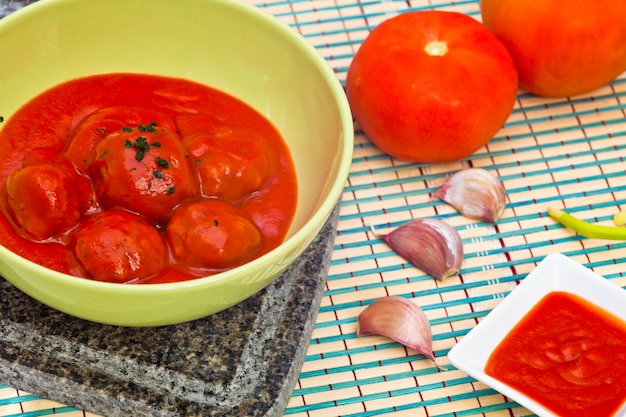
<box><xmin>485</xmin><ymin>291</ymin><xmax>626</xmax><ymax>417</ymax></box>
<box><xmin>0</xmin><ymin>73</ymin><xmax>297</xmax><ymax>283</ymax></box>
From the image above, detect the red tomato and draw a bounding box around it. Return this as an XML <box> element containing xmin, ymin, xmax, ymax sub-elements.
<box><xmin>346</xmin><ymin>11</ymin><xmax>518</xmax><ymax>163</ymax></box>
<box><xmin>481</xmin><ymin>0</ymin><xmax>626</xmax><ymax>97</ymax></box>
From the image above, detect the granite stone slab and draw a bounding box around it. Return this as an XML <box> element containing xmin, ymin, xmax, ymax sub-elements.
<box><xmin>0</xmin><ymin>203</ymin><xmax>339</xmax><ymax>416</ymax></box>
<box><xmin>0</xmin><ymin>0</ymin><xmax>36</xmax><ymax>18</ymax></box>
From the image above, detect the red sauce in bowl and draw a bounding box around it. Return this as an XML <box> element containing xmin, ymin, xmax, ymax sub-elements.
<box><xmin>0</xmin><ymin>73</ymin><xmax>297</xmax><ymax>284</ymax></box>
<box><xmin>485</xmin><ymin>291</ymin><xmax>626</xmax><ymax>417</ymax></box>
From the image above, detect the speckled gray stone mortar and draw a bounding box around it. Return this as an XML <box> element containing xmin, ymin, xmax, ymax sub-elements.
<box><xmin>0</xmin><ymin>0</ymin><xmax>35</xmax><ymax>18</ymax></box>
<box><xmin>0</xmin><ymin>203</ymin><xmax>338</xmax><ymax>417</ymax></box>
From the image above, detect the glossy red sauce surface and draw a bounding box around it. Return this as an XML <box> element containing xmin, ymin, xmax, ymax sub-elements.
<box><xmin>0</xmin><ymin>73</ymin><xmax>297</xmax><ymax>283</ymax></box>
<box><xmin>485</xmin><ymin>291</ymin><xmax>626</xmax><ymax>417</ymax></box>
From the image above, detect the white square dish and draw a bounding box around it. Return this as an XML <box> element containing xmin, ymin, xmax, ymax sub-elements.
<box><xmin>447</xmin><ymin>252</ymin><xmax>626</xmax><ymax>417</ymax></box>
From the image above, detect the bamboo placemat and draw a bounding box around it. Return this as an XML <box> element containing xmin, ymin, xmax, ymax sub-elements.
<box><xmin>2</xmin><ymin>0</ymin><xmax>626</xmax><ymax>416</ymax></box>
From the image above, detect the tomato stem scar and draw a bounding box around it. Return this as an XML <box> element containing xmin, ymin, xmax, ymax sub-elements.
<box><xmin>424</xmin><ymin>40</ymin><xmax>448</xmax><ymax>56</ymax></box>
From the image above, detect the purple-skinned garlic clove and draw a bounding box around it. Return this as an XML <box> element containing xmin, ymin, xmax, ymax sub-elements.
<box><xmin>435</xmin><ymin>168</ymin><xmax>506</xmax><ymax>222</ymax></box>
<box><xmin>375</xmin><ymin>218</ymin><xmax>463</xmax><ymax>281</ymax></box>
<box><xmin>357</xmin><ymin>295</ymin><xmax>436</xmax><ymax>363</ymax></box>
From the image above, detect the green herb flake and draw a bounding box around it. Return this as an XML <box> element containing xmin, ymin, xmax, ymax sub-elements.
<box><xmin>124</xmin><ymin>139</ymin><xmax>133</xmax><ymax>148</ymax></box>
<box><xmin>213</xmin><ymin>219</ymin><xmax>219</xmax><ymax>227</ymax></box>
<box><xmin>166</xmin><ymin>187</ymin><xmax>176</xmax><ymax>195</ymax></box>
<box><xmin>138</xmin><ymin>121</ymin><xmax>158</xmax><ymax>132</ymax></box>
<box><xmin>99</xmin><ymin>150</ymin><xmax>108</xmax><ymax>158</ymax></box>
<box><xmin>132</xmin><ymin>136</ymin><xmax>150</xmax><ymax>162</ymax></box>
<box><xmin>122</xmin><ymin>126</ymin><xmax>133</xmax><ymax>133</ymax></box>
<box><xmin>151</xmin><ymin>141</ymin><xmax>161</xmax><ymax>148</ymax></box>
<box><xmin>133</xmin><ymin>136</ymin><xmax>149</xmax><ymax>151</ymax></box>
<box><xmin>153</xmin><ymin>170</ymin><xmax>164</xmax><ymax>179</ymax></box>
<box><xmin>155</xmin><ymin>157</ymin><xmax>169</xmax><ymax>168</ymax></box>
<box><xmin>95</xmin><ymin>126</ymin><xmax>108</xmax><ymax>136</ymax></box>
<box><xmin>1</xmin><ymin>116</ymin><xmax>5</xmax><ymax>123</ymax></box>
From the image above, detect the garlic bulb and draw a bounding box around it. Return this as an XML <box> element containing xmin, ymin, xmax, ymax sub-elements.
<box><xmin>357</xmin><ymin>295</ymin><xmax>436</xmax><ymax>363</ymax></box>
<box><xmin>376</xmin><ymin>218</ymin><xmax>463</xmax><ymax>281</ymax></box>
<box><xmin>435</xmin><ymin>168</ymin><xmax>506</xmax><ymax>222</ymax></box>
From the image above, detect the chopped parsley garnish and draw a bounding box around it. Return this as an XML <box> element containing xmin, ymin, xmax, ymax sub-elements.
<box><xmin>1</xmin><ymin>116</ymin><xmax>5</xmax><ymax>123</ymax></box>
<box><xmin>167</xmin><ymin>187</ymin><xmax>176</xmax><ymax>195</ymax></box>
<box><xmin>124</xmin><ymin>131</ymin><xmax>172</xmax><ymax>167</ymax></box>
<box><xmin>138</xmin><ymin>121</ymin><xmax>158</xmax><ymax>132</ymax></box>
<box><xmin>121</xmin><ymin>126</ymin><xmax>133</xmax><ymax>133</ymax></box>
<box><xmin>131</xmin><ymin>136</ymin><xmax>150</xmax><ymax>161</ymax></box>
<box><xmin>155</xmin><ymin>157</ymin><xmax>169</xmax><ymax>168</ymax></box>
<box><xmin>153</xmin><ymin>170</ymin><xmax>164</xmax><ymax>179</ymax></box>
<box><xmin>135</xmin><ymin>150</ymin><xmax>146</xmax><ymax>162</ymax></box>
<box><xmin>134</xmin><ymin>136</ymin><xmax>149</xmax><ymax>150</ymax></box>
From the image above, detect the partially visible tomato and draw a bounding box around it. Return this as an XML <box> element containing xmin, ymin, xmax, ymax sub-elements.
<box><xmin>346</xmin><ymin>11</ymin><xmax>518</xmax><ymax>163</ymax></box>
<box><xmin>481</xmin><ymin>0</ymin><xmax>626</xmax><ymax>97</ymax></box>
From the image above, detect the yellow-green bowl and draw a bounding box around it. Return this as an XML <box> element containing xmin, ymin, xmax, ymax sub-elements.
<box><xmin>0</xmin><ymin>0</ymin><xmax>353</xmax><ymax>326</ymax></box>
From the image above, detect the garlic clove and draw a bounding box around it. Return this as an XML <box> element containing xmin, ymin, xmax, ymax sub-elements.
<box><xmin>377</xmin><ymin>218</ymin><xmax>463</xmax><ymax>281</ymax></box>
<box><xmin>435</xmin><ymin>167</ymin><xmax>506</xmax><ymax>222</ymax></box>
<box><xmin>357</xmin><ymin>295</ymin><xmax>436</xmax><ymax>363</ymax></box>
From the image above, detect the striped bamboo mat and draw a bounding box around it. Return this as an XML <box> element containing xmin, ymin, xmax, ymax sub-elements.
<box><xmin>2</xmin><ymin>0</ymin><xmax>626</xmax><ymax>416</ymax></box>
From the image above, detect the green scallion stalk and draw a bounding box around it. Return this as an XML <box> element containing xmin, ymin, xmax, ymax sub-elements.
<box><xmin>548</xmin><ymin>207</ymin><xmax>626</xmax><ymax>240</ymax></box>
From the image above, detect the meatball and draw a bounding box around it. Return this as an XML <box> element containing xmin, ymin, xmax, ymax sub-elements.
<box><xmin>183</xmin><ymin>134</ymin><xmax>270</xmax><ymax>203</ymax></box>
<box><xmin>65</xmin><ymin>105</ymin><xmax>177</xmax><ymax>172</ymax></box>
<box><xmin>90</xmin><ymin>127</ymin><xmax>197</xmax><ymax>223</ymax></box>
<box><xmin>79</xmin><ymin>106</ymin><xmax>177</xmax><ymax>134</ymax></box>
<box><xmin>3</xmin><ymin>164</ymin><xmax>81</xmax><ymax>240</ymax></box>
<box><xmin>174</xmin><ymin>113</ymin><xmax>221</xmax><ymax>138</ymax></box>
<box><xmin>166</xmin><ymin>199</ymin><xmax>262</xmax><ymax>270</ymax></box>
<box><xmin>20</xmin><ymin>148</ymin><xmax>100</xmax><ymax>215</ymax></box>
<box><xmin>64</xmin><ymin>119</ymin><xmax>126</xmax><ymax>171</ymax></box>
<box><xmin>71</xmin><ymin>210</ymin><xmax>168</xmax><ymax>283</ymax></box>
